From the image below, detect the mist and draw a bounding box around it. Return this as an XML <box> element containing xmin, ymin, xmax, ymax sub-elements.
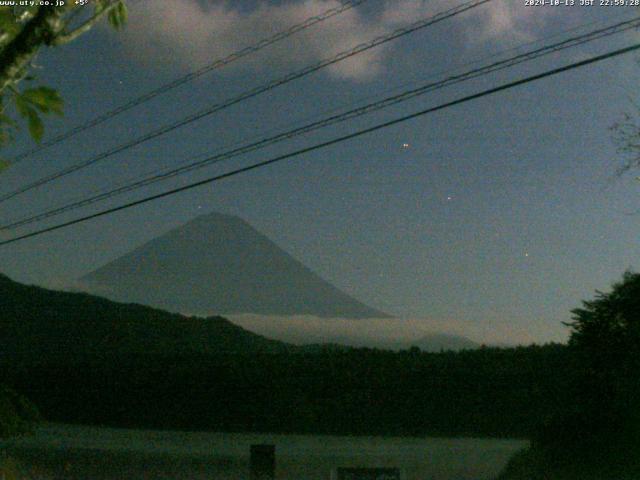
<box><xmin>225</xmin><ymin>314</ymin><xmax>534</xmax><ymax>349</ymax></box>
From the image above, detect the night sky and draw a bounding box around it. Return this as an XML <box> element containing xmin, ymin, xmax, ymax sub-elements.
<box><xmin>1</xmin><ymin>0</ymin><xmax>639</xmax><ymax>345</ymax></box>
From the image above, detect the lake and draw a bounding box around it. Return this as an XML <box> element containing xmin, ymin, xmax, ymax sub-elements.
<box><xmin>4</xmin><ymin>424</ymin><xmax>527</xmax><ymax>479</ymax></box>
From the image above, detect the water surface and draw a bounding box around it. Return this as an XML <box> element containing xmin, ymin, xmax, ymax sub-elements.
<box><xmin>7</xmin><ymin>423</ymin><xmax>527</xmax><ymax>479</ymax></box>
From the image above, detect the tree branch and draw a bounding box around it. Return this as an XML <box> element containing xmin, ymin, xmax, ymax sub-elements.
<box><xmin>0</xmin><ymin>9</ymin><xmax>38</xmax><ymax>49</ymax></box>
<box><xmin>0</xmin><ymin>7</ymin><xmax>64</xmax><ymax>95</ymax></box>
<box><xmin>52</xmin><ymin>1</ymin><xmax>120</xmax><ymax>46</ymax></box>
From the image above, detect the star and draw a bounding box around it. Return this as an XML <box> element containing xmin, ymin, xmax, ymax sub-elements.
<box><xmin>402</xmin><ymin>143</ymin><xmax>410</xmax><ymax>149</ymax></box>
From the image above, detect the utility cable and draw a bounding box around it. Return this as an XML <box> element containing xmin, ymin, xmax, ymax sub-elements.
<box><xmin>0</xmin><ymin>0</ymin><xmax>493</xmax><ymax>204</ymax></box>
<box><xmin>7</xmin><ymin>0</ymin><xmax>371</xmax><ymax>163</ymax></box>
<box><xmin>1</xmin><ymin>41</ymin><xmax>637</xmax><ymax>246</ymax></box>
<box><xmin>3</xmin><ymin>16</ymin><xmax>638</xmax><ymax>231</ymax></box>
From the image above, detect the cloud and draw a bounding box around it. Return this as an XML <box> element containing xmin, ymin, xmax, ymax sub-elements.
<box><xmin>382</xmin><ymin>0</ymin><xmax>550</xmax><ymax>44</ymax></box>
<box><xmin>125</xmin><ymin>0</ymin><xmax>388</xmax><ymax>81</ymax></box>
<box><xmin>471</xmin><ymin>1</ymin><xmax>553</xmax><ymax>43</ymax></box>
<box><xmin>225</xmin><ymin>313</ymin><xmax>538</xmax><ymax>347</ymax></box>
<box><xmin>124</xmin><ymin>0</ymin><xmax>552</xmax><ymax>82</ymax></box>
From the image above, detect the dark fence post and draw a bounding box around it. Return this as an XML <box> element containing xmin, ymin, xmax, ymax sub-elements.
<box><xmin>250</xmin><ymin>444</ymin><xmax>275</xmax><ymax>480</ymax></box>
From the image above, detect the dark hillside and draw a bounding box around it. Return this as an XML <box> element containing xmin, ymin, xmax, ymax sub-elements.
<box><xmin>0</xmin><ymin>273</ymin><xmax>289</xmax><ymax>358</ymax></box>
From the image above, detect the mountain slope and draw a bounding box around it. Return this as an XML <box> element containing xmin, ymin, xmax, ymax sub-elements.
<box><xmin>0</xmin><ymin>273</ymin><xmax>290</xmax><ymax>358</ymax></box>
<box><xmin>80</xmin><ymin>212</ymin><xmax>388</xmax><ymax>318</ymax></box>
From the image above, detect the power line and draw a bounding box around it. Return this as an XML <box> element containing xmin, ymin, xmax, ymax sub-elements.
<box><xmin>7</xmin><ymin>0</ymin><xmax>370</xmax><ymax>163</ymax></box>
<box><xmin>13</xmin><ymin>10</ymin><xmax>626</xmax><ymax>221</ymax></box>
<box><xmin>3</xmin><ymin>15</ymin><xmax>638</xmax><ymax>231</ymax></box>
<box><xmin>1</xmin><ymin>41</ymin><xmax>637</xmax><ymax>247</ymax></box>
<box><xmin>0</xmin><ymin>0</ymin><xmax>493</xmax><ymax>205</ymax></box>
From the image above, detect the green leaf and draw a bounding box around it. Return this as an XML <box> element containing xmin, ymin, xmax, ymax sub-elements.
<box><xmin>0</xmin><ymin>159</ymin><xmax>9</xmax><ymax>173</ymax></box>
<box><xmin>0</xmin><ymin>9</ymin><xmax>20</xmax><ymax>41</ymax></box>
<box><xmin>107</xmin><ymin>1</ymin><xmax>128</xmax><ymax>30</ymax></box>
<box><xmin>25</xmin><ymin>108</ymin><xmax>44</xmax><ymax>143</ymax></box>
<box><xmin>21</xmin><ymin>87</ymin><xmax>63</xmax><ymax>115</ymax></box>
<box><xmin>14</xmin><ymin>95</ymin><xmax>30</xmax><ymax>119</ymax></box>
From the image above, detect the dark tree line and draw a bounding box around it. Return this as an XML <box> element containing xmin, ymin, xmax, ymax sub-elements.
<box><xmin>0</xmin><ymin>344</ymin><xmax>570</xmax><ymax>439</ymax></box>
<box><xmin>3</xmin><ymin>272</ymin><xmax>639</xmax><ymax>480</ymax></box>
<box><xmin>500</xmin><ymin>272</ymin><xmax>640</xmax><ymax>479</ymax></box>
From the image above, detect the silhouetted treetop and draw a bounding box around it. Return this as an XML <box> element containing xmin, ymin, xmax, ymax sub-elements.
<box><xmin>566</xmin><ymin>271</ymin><xmax>640</xmax><ymax>352</ymax></box>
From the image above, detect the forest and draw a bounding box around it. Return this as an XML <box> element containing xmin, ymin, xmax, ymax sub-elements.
<box><xmin>0</xmin><ymin>345</ymin><xmax>569</xmax><ymax>438</ymax></box>
<box><xmin>1</xmin><ymin>272</ymin><xmax>639</xmax><ymax>479</ymax></box>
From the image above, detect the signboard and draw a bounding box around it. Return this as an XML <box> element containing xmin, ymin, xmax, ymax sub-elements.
<box><xmin>332</xmin><ymin>467</ymin><xmax>402</xmax><ymax>480</ymax></box>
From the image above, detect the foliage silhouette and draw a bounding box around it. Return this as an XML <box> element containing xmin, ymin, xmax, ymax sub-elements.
<box><xmin>499</xmin><ymin>272</ymin><xmax>640</xmax><ymax>479</ymax></box>
<box><xmin>0</xmin><ymin>2</ymin><xmax>127</xmax><ymax>167</ymax></box>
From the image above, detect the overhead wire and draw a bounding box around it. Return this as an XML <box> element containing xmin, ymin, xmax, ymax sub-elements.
<box><xmin>3</xmin><ymin>15</ymin><xmax>638</xmax><ymax>231</ymax></box>
<box><xmin>0</xmin><ymin>0</ymin><xmax>494</xmax><ymax>204</ymax></box>
<box><xmin>1</xmin><ymin>41</ymin><xmax>638</xmax><ymax>246</ymax></box>
<box><xmin>21</xmin><ymin>9</ymin><xmax>627</xmax><ymax>210</ymax></box>
<box><xmin>7</xmin><ymin>0</ymin><xmax>371</xmax><ymax>163</ymax></box>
